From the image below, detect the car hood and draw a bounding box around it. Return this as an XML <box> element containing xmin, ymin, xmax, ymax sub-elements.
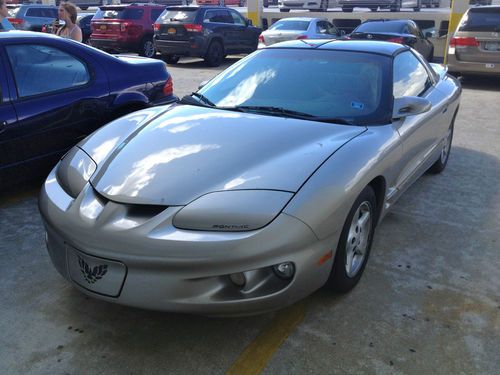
<box><xmin>88</xmin><ymin>105</ymin><xmax>365</xmax><ymax>205</ymax></box>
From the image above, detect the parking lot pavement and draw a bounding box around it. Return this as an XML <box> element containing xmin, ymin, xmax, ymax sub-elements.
<box><xmin>0</xmin><ymin>64</ymin><xmax>499</xmax><ymax>374</ymax></box>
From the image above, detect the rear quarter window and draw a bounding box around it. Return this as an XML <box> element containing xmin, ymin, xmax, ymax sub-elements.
<box><xmin>459</xmin><ymin>8</ymin><xmax>500</xmax><ymax>32</ymax></box>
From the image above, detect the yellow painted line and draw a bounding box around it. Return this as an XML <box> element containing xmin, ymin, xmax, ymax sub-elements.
<box><xmin>226</xmin><ymin>301</ymin><xmax>306</xmax><ymax>375</ymax></box>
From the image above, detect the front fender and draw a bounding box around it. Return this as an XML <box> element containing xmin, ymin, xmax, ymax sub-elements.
<box><xmin>283</xmin><ymin>124</ymin><xmax>402</xmax><ymax>240</ymax></box>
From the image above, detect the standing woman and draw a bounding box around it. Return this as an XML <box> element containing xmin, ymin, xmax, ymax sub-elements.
<box><xmin>56</xmin><ymin>1</ymin><xmax>82</xmax><ymax>42</ymax></box>
<box><xmin>0</xmin><ymin>0</ymin><xmax>15</xmax><ymax>30</ymax></box>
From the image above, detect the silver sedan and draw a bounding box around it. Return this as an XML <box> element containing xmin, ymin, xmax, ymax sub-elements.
<box><xmin>259</xmin><ymin>17</ymin><xmax>342</xmax><ymax>47</ymax></box>
<box><xmin>39</xmin><ymin>40</ymin><xmax>461</xmax><ymax>316</ymax></box>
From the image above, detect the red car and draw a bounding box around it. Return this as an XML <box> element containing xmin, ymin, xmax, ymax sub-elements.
<box><xmin>90</xmin><ymin>3</ymin><xmax>166</xmax><ymax>58</ymax></box>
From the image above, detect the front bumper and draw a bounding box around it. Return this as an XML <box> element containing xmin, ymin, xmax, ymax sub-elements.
<box><xmin>447</xmin><ymin>52</ymin><xmax>500</xmax><ymax>76</ymax></box>
<box><xmin>39</xmin><ymin>166</ymin><xmax>338</xmax><ymax>316</ymax></box>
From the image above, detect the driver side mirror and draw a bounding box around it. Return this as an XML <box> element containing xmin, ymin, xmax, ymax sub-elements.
<box><xmin>393</xmin><ymin>96</ymin><xmax>431</xmax><ymax>119</ymax></box>
<box><xmin>198</xmin><ymin>80</ymin><xmax>209</xmax><ymax>90</ymax></box>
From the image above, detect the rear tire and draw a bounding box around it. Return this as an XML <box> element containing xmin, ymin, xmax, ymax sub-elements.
<box><xmin>163</xmin><ymin>54</ymin><xmax>180</xmax><ymax>64</ymax></box>
<box><xmin>325</xmin><ymin>186</ymin><xmax>377</xmax><ymax>293</ymax></box>
<box><xmin>204</xmin><ymin>40</ymin><xmax>224</xmax><ymax>67</ymax></box>
<box><xmin>139</xmin><ymin>37</ymin><xmax>156</xmax><ymax>58</ymax></box>
<box><xmin>280</xmin><ymin>8</ymin><xmax>290</xmax><ymax>12</ymax></box>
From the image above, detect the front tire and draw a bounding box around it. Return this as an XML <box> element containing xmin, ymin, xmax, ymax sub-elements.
<box><xmin>428</xmin><ymin>114</ymin><xmax>455</xmax><ymax>174</ymax></box>
<box><xmin>139</xmin><ymin>37</ymin><xmax>156</xmax><ymax>58</ymax></box>
<box><xmin>280</xmin><ymin>8</ymin><xmax>290</xmax><ymax>12</ymax></box>
<box><xmin>325</xmin><ymin>186</ymin><xmax>377</xmax><ymax>293</ymax></box>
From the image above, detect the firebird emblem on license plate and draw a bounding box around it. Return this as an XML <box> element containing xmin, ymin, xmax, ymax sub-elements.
<box><xmin>78</xmin><ymin>256</ymin><xmax>108</xmax><ymax>284</ymax></box>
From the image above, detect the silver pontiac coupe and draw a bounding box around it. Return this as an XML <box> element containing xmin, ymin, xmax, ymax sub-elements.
<box><xmin>39</xmin><ymin>40</ymin><xmax>461</xmax><ymax>316</ymax></box>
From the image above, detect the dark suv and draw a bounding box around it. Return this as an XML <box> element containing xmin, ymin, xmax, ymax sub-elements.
<box><xmin>153</xmin><ymin>6</ymin><xmax>261</xmax><ymax>67</ymax></box>
<box><xmin>90</xmin><ymin>3</ymin><xmax>166</xmax><ymax>58</ymax></box>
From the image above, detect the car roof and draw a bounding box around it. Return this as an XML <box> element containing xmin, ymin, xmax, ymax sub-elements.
<box><xmin>274</xmin><ymin>17</ymin><xmax>319</xmax><ymax>22</ymax></box>
<box><xmin>267</xmin><ymin>39</ymin><xmax>407</xmax><ymax>56</ymax></box>
<box><xmin>0</xmin><ymin>30</ymin><xmax>62</xmax><ymax>41</ymax></box>
<box><xmin>360</xmin><ymin>19</ymin><xmax>410</xmax><ymax>25</ymax></box>
<box><xmin>99</xmin><ymin>3</ymin><xmax>165</xmax><ymax>7</ymax></box>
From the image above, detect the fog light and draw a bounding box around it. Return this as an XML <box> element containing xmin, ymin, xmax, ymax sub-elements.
<box><xmin>230</xmin><ymin>272</ymin><xmax>246</xmax><ymax>287</ymax></box>
<box><xmin>273</xmin><ymin>262</ymin><xmax>295</xmax><ymax>279</ymax></box>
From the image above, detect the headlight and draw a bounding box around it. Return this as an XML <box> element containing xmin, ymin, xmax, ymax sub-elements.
<box><xmin>173</xmin><ymin>190</ymin><xmax>293</xmax><ymax>231</ymax></box>
<box><xmin>56</xmin><ymin>147</ymin><xmax>97</xmax><ymax>198</ymax></box>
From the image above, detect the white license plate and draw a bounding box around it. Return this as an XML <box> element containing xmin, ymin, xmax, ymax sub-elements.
<box><xmin>483</xmin><ymin>42</ymin><xmax>499</xmax><ymax>51</ymax></box>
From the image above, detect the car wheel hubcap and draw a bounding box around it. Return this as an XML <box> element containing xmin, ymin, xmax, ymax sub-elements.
<box><xmin>144</xmin><ymin>41</ymin><xmax>155</xmax><ymax>57</ymax></box>
<box><xmin>345</xmin><ymin>201</ymin><xmax>372</xmax><ymax>278</ymax></box>
<box><xmin>440</xmin><ymin>126</ymin><xmax>452</xmax><ymax>163</ymax></box>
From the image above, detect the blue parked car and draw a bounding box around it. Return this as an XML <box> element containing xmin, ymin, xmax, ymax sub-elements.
<box><xmin>0</xmin><ymin>31</ymin><xmax>176</xmax><ymax>189</ymax></box>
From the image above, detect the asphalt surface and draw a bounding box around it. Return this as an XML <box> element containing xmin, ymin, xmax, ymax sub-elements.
<box><xmin>0</xmin><ymin>59</ymin><xmax>499</xmax><ymax>374</ymax></box>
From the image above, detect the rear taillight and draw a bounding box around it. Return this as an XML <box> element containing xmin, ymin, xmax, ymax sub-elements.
<box><xmin>450</xmin><ymin>36</ymin><xmax>478</xmax><ymax>47</ymax></box>
<box><xmin>184</xmin><ymin>23</ymin><xmax>202</xmax><ymax>33</ymax></box>
<box><xmin>163</xmin><ymin>76</ymin><xmax>173</xmax><ymax>96</ymax></box>
<box><xmin>8</xmin><ymin>18</ymin><xmax>24</xmax><ymax>26</ymax></box>
<box><xmin>296</xmin><ymin>35</ymin><xmax>308</xmax><ymax>40</ymax></box>
<box><xmin>258</xmin><ymin>34</ymin><xmax>264</xmax><ymax>43</ymax></box>
<box><xmin>387</xmin><ymin>37</ymin><xmax>404</xmax><ymax>44</ymax></box>
<box><xmin>120</xmin><ymin>22</ymin><xmax>130</xmax><ymax>32</ymax></box>
<box><xmin>153</xmin><ymin>23</ymin><xmax>160</xmax><ymax>31</ymax></box>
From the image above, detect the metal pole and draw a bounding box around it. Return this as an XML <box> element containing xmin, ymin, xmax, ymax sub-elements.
<box><xmin>246</xmin><ymin>0</ymin><xmax>262</xmax><ymax>28</ymax></box>
<box><xmin>444</xmin><ymin>0</ymin><xmax>469</xmax><ymax>64</ymax></box>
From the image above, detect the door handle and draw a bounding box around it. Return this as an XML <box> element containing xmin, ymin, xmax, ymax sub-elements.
<box><xmin>0</xmin><ymin>121</ymin><xmax>7</xmax><ymax>134</ymax></box>
<box><xmin>442</xmin><ymin>106</ymin><xmax>448</xmax><ymax>114</ymax></box>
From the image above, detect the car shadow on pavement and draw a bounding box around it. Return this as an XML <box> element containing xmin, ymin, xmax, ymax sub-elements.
<box><xmin>457</xmin><ymin>75</ymin><xmax>500</xmax><ymax>92</ymax></box>
<box><xmin>170</xmin><ymin>56</ymin><xmax>243</xmax><ymax>70</ymax></box>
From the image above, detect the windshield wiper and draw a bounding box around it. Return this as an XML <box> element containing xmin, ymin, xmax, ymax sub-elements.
<box><xmin>222</xmin><ymin>106</ymin><xmax>355</xmax><ymax>125</ymax></box>
<box><xmin>314</xmin><ymin>117</ymin><xmax>355</xmax><ymax>125</ymax></box>
<box><xmin>224</xmin><ymin>105</ymin><xmax>316</xmax><ymax>119</ymax></box>
<box><xmin>179</xmin><ymin>92</ymin><xmax>216</xmax><ymax>108</ymax></box>
<box><xmin>191</xmin><ymin>92</ymin><xmax>216</xmax><ymax>107</ymax></box>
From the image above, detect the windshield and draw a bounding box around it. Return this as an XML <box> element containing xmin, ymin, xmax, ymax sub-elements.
<box><xmin>198</xmin><ymin>49</ymin><xmax>391</xmax><ymax>125</ymax></box>
<box><xmin>269</xmin><ymin>20</ymin><xmax>310</xmax><ymax>31</ymax></box>
<box><xmin>354</xmin><ymin>22</ymin><xmax>405</xmax><ymax>34</ymax></box>
<box><xmin>458</xmin><ymin>8</ymin><xmax>500</xmax><ymax>32</ymax></box>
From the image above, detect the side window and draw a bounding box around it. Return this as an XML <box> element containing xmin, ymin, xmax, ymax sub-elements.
<box><xmin>151</xmin><ymin>9</ymin><xmax>163</xmax><ymax>22</ymax></box>
<box><xmin>219</xmin><ymin>10</ymin><xmax>233</xmax><ymax>24</ymax></box>
<box><xmin>230</xmin><ymin>11</ymin><xmax>245</xmax><ymax>26</ymax></box>
<box><xmin>326</xmin><ymin>22</ymin><xmax>338</xmax><ymax>35</ymax></box>
<box><xmin>204</xmin><ymin>10</ymin><xmax>216</xmax><ymax>23</ymax></box>
<box><xmin>204</xmin><ymin>10</ymin><xmax>232</xmax><ymax>24</ymax></box>
<box><xmin>393</xmin><ymin>51</ymin><xmax>430</xmax><ymax>98</ymax></box>
<box><xmin>26</xmin><ymin>8</ymin><xmax>42</xmax><ymax>17</ymax></box>
<box><xmin>5</xmin><ymin>44</ymin><xmax>90</xmax><ymax>98</ymax></box>
<box><xmin>316</xmin><ymin>21</ymin><xmax>328</xmax><ymax>34</ymax></box>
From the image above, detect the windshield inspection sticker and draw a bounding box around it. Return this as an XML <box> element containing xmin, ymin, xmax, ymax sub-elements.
<box><xmin>351</xmin><ymin>101</ymin><xmax>365</xmax><ymax>110</ymax></box>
